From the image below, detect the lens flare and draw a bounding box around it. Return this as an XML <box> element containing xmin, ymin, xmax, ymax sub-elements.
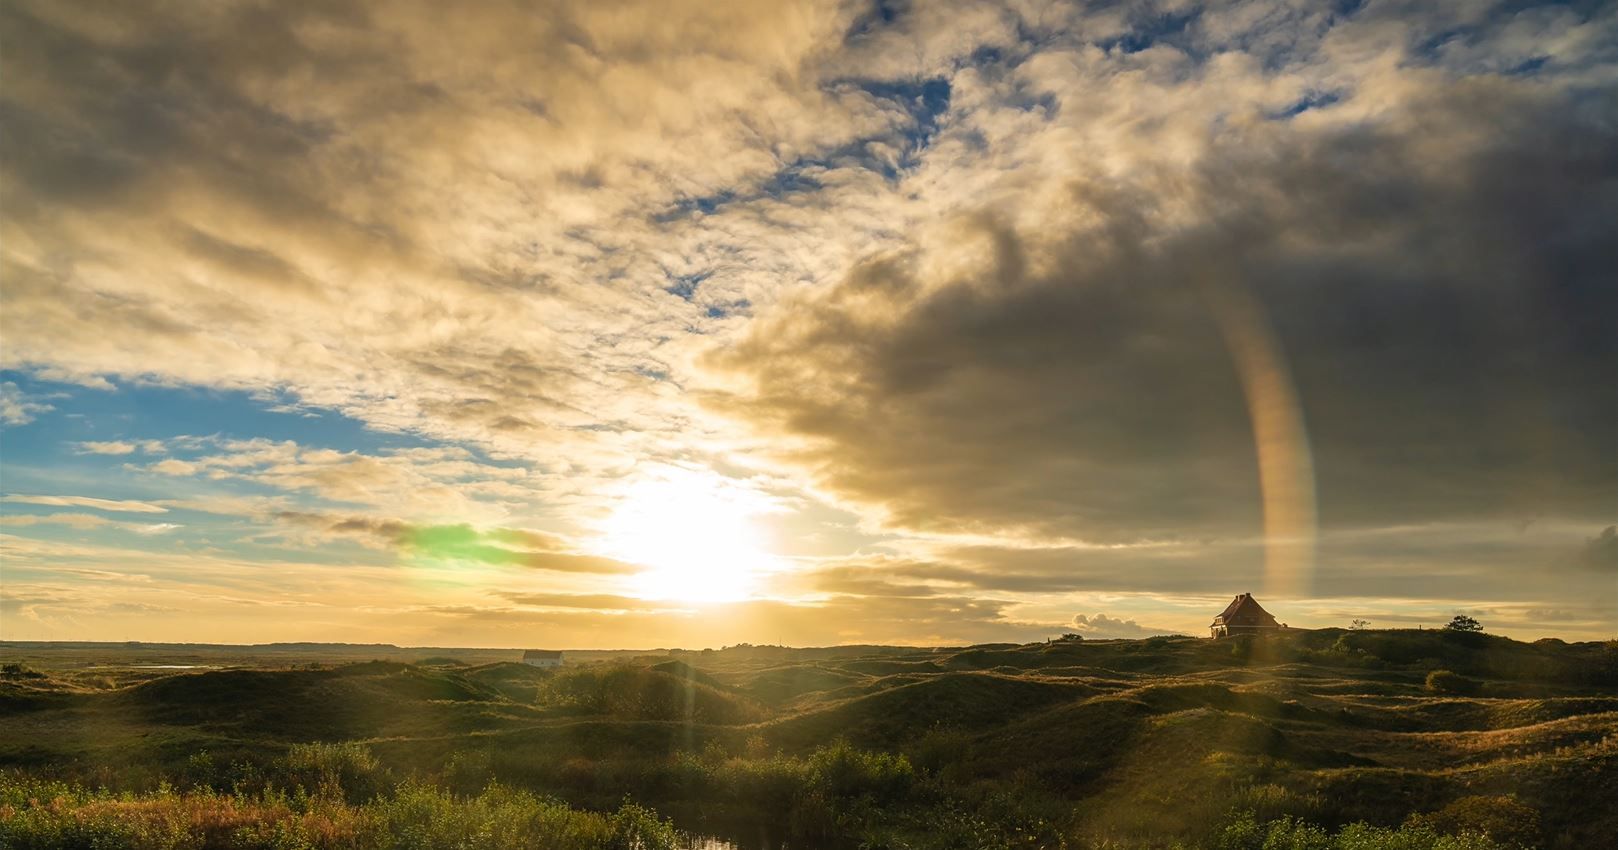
<box><xmin>1201</xmin><ymin>277</ymin><xmax>1318</xmax><ymax>597</ymax></box>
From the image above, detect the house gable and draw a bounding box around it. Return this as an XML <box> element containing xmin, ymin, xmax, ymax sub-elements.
<box><xmin>1210</xmin><ymin>593</ymin><xmax>1281</xmax><ymax>637</ymax></box>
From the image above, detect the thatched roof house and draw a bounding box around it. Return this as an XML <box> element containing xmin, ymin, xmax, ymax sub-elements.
<box><xmin>1209</xmin><ymin>593</ymin><xmax>1282</xmax><ymax>638</ymax></box>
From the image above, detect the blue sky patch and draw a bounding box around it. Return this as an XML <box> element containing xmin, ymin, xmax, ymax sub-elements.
<box><xmin>1271</xmin><ymin>90</ymin><xmax>1343</xmax><ymax>119</ymax></box>
<box><xmin>665</xmin><ymin>271</ymin><xmax>711</xmax><ymax>301</ymax></box>
<box><xmin>1099</xmin><ymin>8</ymin><xmax>1202</xmax><ymax>55</ymax></box>
<box><xmin>844</xmin><ymin>0</ymin><xmax>905</xmax><ymax>43</ymax></box>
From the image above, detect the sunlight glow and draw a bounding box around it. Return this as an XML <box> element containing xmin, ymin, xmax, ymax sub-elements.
<box><xmin>596</xmin><ymin>469</ymin><xmax>781</xmax><ymax>602</ymax></box>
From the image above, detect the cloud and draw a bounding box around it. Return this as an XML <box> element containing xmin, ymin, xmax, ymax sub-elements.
<box><xmin>0</xmin><ymin>0</ymin><xmax>915</xmax><ymax>471</ymax></box>
<box><xmin>0</xmin><ymin>382</ymin><xmax>53</xmax><ymax>425</ymax></box>
<box><xmin>0</xmin><ymin>512</ymin><xmax>178</xmax><ymax>534</ymax></box>
<box><xmin>2</xmin><ymin>0</ymin><xmax>1615</xmax><ymax>644</ymax></box>
<box><xmin>0</xmin><ymin>512</ymin><xmax>114</xmax><ymax>530</ymax></box>
<box><xmin>75</xmin><ymin>440</ymin><xmax>165</xmax><ymax>455</ymax></box>
<box><xmin>148</xmin><ymin>459</ymin><xmax>200</xmax><ymax>476</ymax></box>
<box><xmin>2</xmin><ymin>495</ymin><xmax>170</xmax><ymax>514</ymax></box>
<box><xmin>706</xmin><ymin>52</ymin><xmax>1617</xmax><ymax>555</ymax></box>
<box><xmin>417</xmin><ymin>594</ymin><xmax>1053</xmax><ymax>647</ymax></box>
<box><xmin>797</xmin><ymin>562</ymin><xmax>943</xmax><ymax>599</ymax></box>
<box><xmin>75</xmin><ymin>441</ymin><xmax>137</xmax><ymax>455</ymax></box>
<box><xmin>501</xmin><ymin>593</ymin><xmax>675</xmax><ymax>611</ymax></box>
<box><xmin>136</xmin><ymin>438</ymin><xmax>533</xmax><ymax>520</ymax></box>
<box><xmin>274</xmin><ymin>511</ymin><xmax>413</xmax><ymax>548</ymax></box>
<box><xmin>1581</xmin><ymin>526</ymin><xmax>1618</xmax><ymax>571</ymax></box>
<box><xmin>272</xmin><ymin>511</ymin><xmax>640</xmax><ymax>574</ymax></box>
<box><xmin>400</xmin><ymin>523</ymin><xmax>641</xmax><ymax>574</ymax></box>
<box><xmin>1071</xmin><ymin>613</ymin><xmax>1176</xmax><ymax>639</ymax></box>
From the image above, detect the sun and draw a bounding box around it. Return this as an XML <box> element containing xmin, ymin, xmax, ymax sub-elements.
<box><xmin>595</xmin><ymin>469</ymin><xmax>780</xmax><ymax>603</ymax></box>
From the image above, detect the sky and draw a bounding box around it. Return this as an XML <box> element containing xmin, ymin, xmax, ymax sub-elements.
<box><xmin>1</xmin><ymin>0</ymin><xmax>1614</xmax><ymax>648</ymax></box>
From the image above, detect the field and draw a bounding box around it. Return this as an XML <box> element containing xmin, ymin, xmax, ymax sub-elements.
<box><xmin>2</xmin><ymin>630</ymin><xmax>1615</xmax><ymax>849</ymax></box>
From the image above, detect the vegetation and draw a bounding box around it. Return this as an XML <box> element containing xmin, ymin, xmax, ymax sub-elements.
<box><xmin>3</xmin><ymin>629</ymin><xmax>1615</xmax><ymax>848</ymax></box>
<box><xmin>0</xmin><ymin>775</ymin><xmax>680</xmax><ymax>850</ymax></box>
<box><xmin>1215</xmin><ymin>811</ymin><xmax>1515</xmax><ymax>850</ymax></box>
<box><xmin>1424</xmin><ymin>670</ymin><xmax>1477</xmax><ymax>696</ymax></box>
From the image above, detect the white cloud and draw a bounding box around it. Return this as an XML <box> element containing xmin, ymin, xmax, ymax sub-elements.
<box><xmin>0</xmin><ymin>512</ymin><xmax>179</xmax><ymax>534</ymax></box>
<box><xmin>0</xmin><ymin>382</ymin><xmax>53</xmax><ymax>425</ymax></box>
<box><xmin>1071</xmin><ymin>613</ymin><xmax>1177</xmax><ymax>639</ymax></box>
<box><xmin>133</xmin><ymin>437</ymin><xmax>533</xmax><ymax>522</ymax></box>
<box><xmin>75</xmin><ymin>441</ymin><xmax>133</xmax><ymax>455</ymax></box>
<box><xmin>1</xmin><ymin>495</ymin><xmax>170</xmax><ymax>514</ymax></box>
<box><xmin>147</xmin><ymin>459</ymin><xmax>200</xmax><ymax>476</ymax></box>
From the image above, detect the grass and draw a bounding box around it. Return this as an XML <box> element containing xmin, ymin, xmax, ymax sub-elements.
<box><xmin>0</xmin><ymin>774</ymin><xmax>1530</xmax><ymax>850</ymax></box>
<box><xmin>0</xmin><ymin>775</ymin><xmax>680</xmax><ymax>850</ymax></box>
<box><xmin>3</xmin><ymin>630</ymin><xmax>1615</xmax><ymax>848</ymax></box>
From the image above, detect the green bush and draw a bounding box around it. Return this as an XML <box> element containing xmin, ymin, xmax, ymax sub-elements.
<box><xmin>806</xmin><ymin>739</ymin><xmax>915</xmax><ymax>801</ymax></box>
<box><xmin>279</xmin><ymin>741</ymin><xmax>389</xmax><ymax>803</ymax></box>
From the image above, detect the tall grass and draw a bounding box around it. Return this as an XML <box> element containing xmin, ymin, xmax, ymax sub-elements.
<box><xmin>1214</xmin><ymin>811</ymin><xmax>1516</xmax><ymax>850</ymax></box>
<box><xmin>0</xmin><ymin>775</ymin><xmax>680</xmax><ymax>850</ymax></box>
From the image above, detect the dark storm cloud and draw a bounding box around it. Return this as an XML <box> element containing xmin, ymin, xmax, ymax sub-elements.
<box><xmin>709</xmin><ymin>78</ymin><xmax>1618</xmax><ymax>548</ymax></box>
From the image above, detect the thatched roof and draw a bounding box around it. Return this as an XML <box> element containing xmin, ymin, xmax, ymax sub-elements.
<box><xmin>522</xmin><ymin>649</ymin><xmax>563</xmax><ymax>660</ymax></box>
<box><xmin>1211</xmin><ymin>593</ymin><xmax>1279</xmax><ymax>628</ymax></box>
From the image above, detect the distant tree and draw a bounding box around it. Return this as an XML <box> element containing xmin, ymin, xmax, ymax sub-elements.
<box><xmin>1350</xmin><ymin>619</ymin><xmax>1370</xmax><ymax>631</ymax></box>
<box><xmin>1445</xmin><ymin>614</ymin><xmax>1483</xmax><ymax>633</ymax></box>
<box><xmin>1060</xmin><ymin>633</ymin><xmax>1083</xmax><ymax>642</ymax></box>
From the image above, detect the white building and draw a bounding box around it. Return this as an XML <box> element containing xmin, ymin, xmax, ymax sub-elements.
<box><xmin>521</xmin><ymin>649</ymin><xmax>563</xmax><ymax>668</ymax></box>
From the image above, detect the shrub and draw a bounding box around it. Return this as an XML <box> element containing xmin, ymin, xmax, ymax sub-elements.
<box><xmin>0</xmin><ymin>662</ymin><xmax>46</xmax><ymax>679</ymax></box>
<box><xmin>1216</xmin><ymin>812</ymin><xmax>1334</xmax><ymax>850</ymax></box>
<box><xmin>605</xmin><ymin>802</ymin><xmax>681</xmax><ymax>850</ymax></box>
<box><xmin>278</xmin><ymin>741</ymin><xmax>388</xmax><ymax>802</ymax></box>
<box><xmin>805</xmin><ymin>739</ymin><xmax>915</xmax><ymax>801</ymax></box>
<box><xmin>441</xmin><ymin>750</ymin><xmax>493</xmax><ymax>795</ymax></box>
<box><xmin>1215</xmin><ymin>811</ymin><xmax>1515</xmax><ymax>850</ymax></box>
<box><xmin>716</xmin><ymin>753</ymin><xmax>805</xmax><ymax>812</ymax></box>
<box><xmin>1406</xmin><ymin>796</ymin><xmax>1540</xmax><ymax>848</ymax></box>
<box><xmin>1424</xmin><ymin>670</ymin><xmax>1476</xmax><ymax>696</ymax></box>
<box><xmin>909</xmin><ymin>726</ymin><xmax>975</xmax><ymax>778</ymax></box>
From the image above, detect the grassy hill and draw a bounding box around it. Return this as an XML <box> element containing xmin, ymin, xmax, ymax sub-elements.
<box><xmin>2</xmin><ymin>630</ymin><xmax>1615</xmax><ymax>848</ymax></box>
